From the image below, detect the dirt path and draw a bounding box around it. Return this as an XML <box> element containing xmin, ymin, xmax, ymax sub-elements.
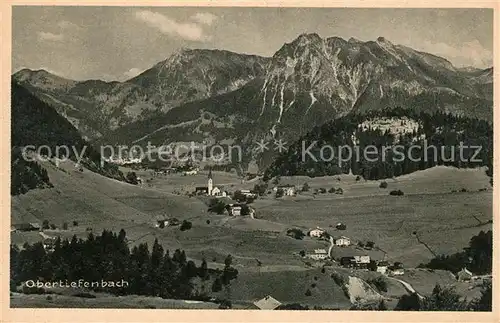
<box><xmin>387</xmin><ymin>277</ymin><xmax>424</xmax><ymax>300</ymax></box>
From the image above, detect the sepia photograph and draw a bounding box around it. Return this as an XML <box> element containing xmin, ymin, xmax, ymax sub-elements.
<box><xmin>4</xmin><ymin>2</ymin><xmax>496</xmax><ymax>318</ymax></box>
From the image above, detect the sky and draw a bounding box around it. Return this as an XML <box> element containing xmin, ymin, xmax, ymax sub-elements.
<box><xmin>12</xmin><ymin>7</ymin><xmax>494</xmax><ymax>81</ymax></box>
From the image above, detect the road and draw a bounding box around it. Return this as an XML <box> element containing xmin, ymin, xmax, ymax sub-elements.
<box><xmin>387</xmin><ymin>276</ymin><xmax>424</xmax><ymax>300</ymax></box>
<box><xmin>328</xmin><ymin>236</ymin><xmax>334</xmax><ymax>258</ymax></box>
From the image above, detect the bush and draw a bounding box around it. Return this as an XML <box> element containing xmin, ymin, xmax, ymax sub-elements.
<box><xmin>355</xmin><ymin>175</ymin><xmax>361</xmax><ymax>181</ymax></box>
<box><xmin>287</xmin><ymin>228</ymin><xmax>305</xmax><ymax>240</ymax></box>
<box><xmin>275</xmin><ymin>188</ymin><xmax>284</xmax><ymax>198</ymax></box>
<box><xmin>357</xmin><ymin>241</ymin><xmax>365</xmax><ymax>248</ymax></box>
<box><xmin>46</xmin><ymin>295</ymin><xmax>53</xmax><ymax>301</ymax></box>
<box><xmin>180</xmin><ymin>220</ymin><xmax>192</xmax><ymax>231</ymax></box>
<box><xmin>126</xmin><ymin>171</ymin><xmax>139</xmax><ymax>185</ymax></box>
<box><xmin>318</xmin><ymin>188</ymin><xmax>327</xmax><ymax>194</ymax></box>
<box><xmin>301</xmin><ymin>183</ymin><xmax>310</xmax><ymax>192</ymax></box>
<box><xmin>379</xmin><ymin>181</ymin><xmax>388</xmax><ymax>188</ymax></box>
<box><xmin>311</xmin><ymin>283</ymin><xmax>317</xmax><ymax>288</ymax></box>
<box><xmin>42</xmin><ymin>220</ymin><xmax>49</xmax><ymax>230</ymax></box>
<box><xmin>328</xmin><ymin>187</ymin><xmax>335</xmax><ymax>193</ymax></box>
<box><xmin>305</xmin><ymin>289</ymin><xmax>312</xmax><ymax>296</ymax></box>
<box><xmin>72</xmin><ymin>220</ymin><xmax>79</xmax><ymax>226</ymax></box>
<box><xmin>49</xmin><ymin>224</ymin><xmax>57</xmax><ymax>230</ymax></box>
<box><xmin>366</xmin><ymin>241</ymin><xmax>375</xmax><ymax>249</ymax></box>
<box><xmin>389</xmin><ymin>189</ymin><xmax>404</xmax><ymax>196</ymax></box>
<box><xmin>206</xmin><ymin>220</ymin><xmax>210</xmax><ymax>225</ymax></box>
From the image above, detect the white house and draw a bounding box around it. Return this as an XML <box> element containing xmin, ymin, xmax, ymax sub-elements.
<box><xmin>376</xmin><ymin>261</ymin><xmax>389</xmax><ymax>275</ymax></box>
<box><xmin>308</xmin><ymin>227</ymin><xmax>326</xmax><ymax>238</ymax></box>
<box><xmin>306</xmin><ymin>249</ymin><xmax>329</xmax><ymax>260</ymax></box>
<box><xmin>335</xmin><ymin>236</ymin><xmax>351</xmax><ymax>246</ymax></box>
<box><xmin>226</xmin><ymin>204</ymin><xmax>242</xmax><ymax>216</ymax></box>
<box><xmin>183</xmin><ymin>169</ymin><xmax>198</xmax><ymax>175</ymax></box>
<box><xmin>457</xmin><ymin>268</ymin><xmax>473</xmax><ymax>282</ymax></box>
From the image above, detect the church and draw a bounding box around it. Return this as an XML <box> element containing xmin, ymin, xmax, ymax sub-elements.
<box><xmin>194</xmin><ymin>169</ymin><xmax>227</xmax><ymax>197</ymax></box>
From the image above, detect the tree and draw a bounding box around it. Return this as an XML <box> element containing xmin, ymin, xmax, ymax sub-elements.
<box><xmin>275</xmin><ymin>188</ymin><xmax>284</xmax><ymax>198</ymax></box>
<box><xmin>471</xmin><ymin>280</ymin><xmax>492</xmax><ymax>311</ymax></box>
<box><xmin>72</xmin><ymin>221</ymin><xmax>79</xmax><ymax>226</ymax></box>
<box><xmin>366</xmin><ymin>241</ymin><xmax>375</xmax><ymax>249</ymax></box>
<box><xmin>253</xmin><ymin>183</ymin><xmax>268</xmax><ymax>196</ymax></box>
<box><xmin>421</xmin><ymin>284</ymin><xmax>468</xmax><ymax>311</ymax></box>
<box><xmin>42</xmin><ymin>220</ymin><xmax>49</xmax><ymax>230</ymax></box>
<box><xmin>379</xmin><ymin>181</ymin><xmax>388</xmax><ymax>188</ymax></box>
<box><xmin>208</xmin><ymin>199</ymin><xmax>226</xmax><ymax>214</ymax></box>
<box><xmin>63</xmin><ymin>222</ymin><xmax>68</xmax><ymax>230</ymax></box>
<box><xmin>180</xmin><ymin>220</ymin><xmax>192</xmax><ymax>231</ymax></box>
<box><xmin>50</xmin><ymin>224</ymin><xmax>57</xmax><ymax>230</ymax></box>
<box><xmin>302</xmin><ymin>183</ymin><xmax>310</xmax><ymax>192</ymax></box>
<box><xmin>126</xmin><ymin>172</ymin><xmax>139</xmax><ymax>185</ymax></box>
<box><xmin>395</xmin><ymin>293</ymin><xmax>421</xmax><ymax>311</ymax></box>
<box><xmin>240</xmin><ymin>204</ymin><xmax>251</xmax><ymax>216</ymax></box>
<box><xmin>233</xmin><ymin>190</ymin><xmax>247</xmax><ymax>203</ymax></box>
<box><xmin>211</xmin><ymin>277</ymin><xmax>223</xmax><ymax>293</ymax></box>
<box><xmin>305</xmin><ymin>289</ymin><xmax>312</xmax><ymax>296</ymax></box>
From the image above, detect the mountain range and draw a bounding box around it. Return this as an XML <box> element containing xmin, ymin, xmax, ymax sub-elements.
<box><xmin>13</xmin><ymin>33</ymin><xmax>493</xmax><ymax>170</ymax></box>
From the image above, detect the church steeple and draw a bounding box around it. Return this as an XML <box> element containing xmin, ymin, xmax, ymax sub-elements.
<box><xmin>207</xmin><ymin>167</ymin><xmax>213</xmax><ymax>195</ymax></box>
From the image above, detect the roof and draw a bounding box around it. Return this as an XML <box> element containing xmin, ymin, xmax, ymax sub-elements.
<box><xmin>459</xmin><ymin>268</ymin><xmax>473</xmax><ymax>276</ymax></box>
<box><xmin>195</xmin><ymin>186</ymin><xmax>208</xmax><ymax>190</ymax></box>
<box><xmin>314</xmin><ymin>249</ymin><xmax>327</xmax><ymax>254</ymax></box>
<box><xmin>377</xmin><ymin>261</ymin><xmax>390</xmax><ymax>266</ymax></box>
<box><xmin>253</xmin><ymin>295</ymin><xmax>282</xmax><ymax>310</ymax></box>
<box><xmin>12</xmin><ymin>223</ymin><xmax>40</xmax><ymax>230</ymax></box>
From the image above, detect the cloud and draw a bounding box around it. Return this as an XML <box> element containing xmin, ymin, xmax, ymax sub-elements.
<box><xmin>123</xmin><ymin>68</ymin><xmax>143</xmax><ymax>79</ymax></box>
<box><xmin>134</xmin><ymin>10</ymin><xmax>211</xmax><ymax>41</ymax></box>
<box><xmin>37</xmin><ymin>31</ymin><xmax>64</xmax><ymax>42</ymax></box>
<box><xmin>190</xmin><ymin>12</ymin><xmax>218</xmax><ymax>25</ymax></box>
<box><xmin>420</xmin><ymin>39</ymin><xmax>492</xmax><ymax>68</ymax></box>
<box><xmin>58</xmin><ymin>20</ymin><xmax>81</xmax><ymax>30</ymax></box>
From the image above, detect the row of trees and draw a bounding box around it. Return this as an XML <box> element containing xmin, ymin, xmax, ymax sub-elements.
<box><xmin>264</xmin><ymin>107</ymin><xmax>493</xmax><ymax>182</ymax></box>
<box><xmin>10</xmin><ymin>230</ymin><xmax>238</xmax><ymax>300</ymax></box>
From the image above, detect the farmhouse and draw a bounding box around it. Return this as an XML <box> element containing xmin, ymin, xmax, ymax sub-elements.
<box><xmin>11</xmin><ymin>223</ymin><xmax>41</xmax><ymax>232</ymax></box>
<box><xmin>195</xmin><ymin>186</ymin><xmax>209</xmax><ymax>195</ymax></box>
<box><xmin>155</xmin><ymin>218</ymin><xmax>180</xmax><ymax>228</ymax></box>
<box><xmin>334</xmin><ymin>236</ymin><xmax>351</xmax><ymax>246</ymax></box>
<box><xmin>387</xmin><ymin>263</ymin><xmax>405</xmax><ymax>276</ymax></box>
<box><xmin>306</xmin><ymin>249</ymin><xmax>329</xmax><ymax>260</ymax></box>
<box><xmin>376</xmin><ymin>261</ymin><xmax>390</xmax><ymax>274</ymax></box>
<box><xmin>308</xmin><ymin>227</ymin><xmax>326</xmax><ymax>238</ymax></box>
<box><xmin>457</xmin><ymin>268</ymin><xmax>473</xmax><ymax>282</ymax></box>
<box><xmin>340</xmin><ymin>255</ymin><xmax>371</xmax><ymax>269</ymax></box>
<box><xmin>253</xmin><ymin>295</ymin><xmax>282</xmax><ymax>310</ymax></box>
<box><xmin>273</xmin><ymin>185</ymin><xmax>296</xmax><ymax>196</ymax></box>
<box><xmin>226</xmin><ymin>204</ymin><xmax>242</xmax><ymax>216</ymax></box>
<box><xmin>240</xmin><ymin>189</ymin><xmax>257</xmax><ymax>198</ymax></box>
